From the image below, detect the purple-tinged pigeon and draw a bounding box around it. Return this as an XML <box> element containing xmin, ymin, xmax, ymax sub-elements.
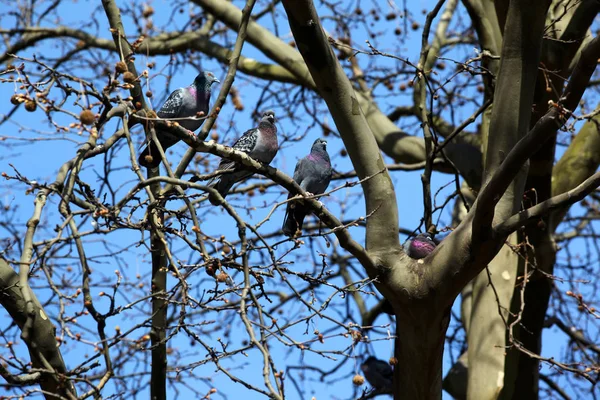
<box><xmin>382</xmin><ymin>232</ymin><xmax>438</xmax><ymax>315</ymax></box>
<box><xmin>282</xmin><ymin>138</ymin><xmax>332</xmax><ymax>237</ymax></box>
<box><xmin>207</xmin><ymin>110</ymin><xmax>278</xmax><ymax>204</ymax></box>
<box><xmin>361</xmin><ymin>356</ymin><xmax>393</xmax><ymax>392</ymax></box>
<box><xmin>404</xmin><ymin>232</ymin><xmax>437</xmax><ymax>259</ymax></box>
<box><xmin>139</xmin><ymin>71</ymin><xmax>220</xmax><ymax>168</ymax></box>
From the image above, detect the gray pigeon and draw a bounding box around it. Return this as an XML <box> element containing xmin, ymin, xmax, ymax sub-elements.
<box><xmin>282</xmin><ymin>138</ymin><xmax>332</xmax><ymax>237</ymax></box>
<box><xmin>361</xmin><ymin>356</ymin><xmax>393</xmax><ymax>393</ymax></box>
<box><xmin>139</xmin><ymin>71</ymin><xmax>220</xmax><ymax>168</ymax></box>
<box><xmin>382</xmin><ymin>232</ymin><xmax>438</xmax><ymax>315</ymax></box>
<box><xmin>207</xmin><ymin>110</ymin><xmax>278</xmax><ymax>204</ymax></box>
<box><xmin>404</xmin><ymin>232</ymin><xmax>437</xmax><ymax>258</ymax></box>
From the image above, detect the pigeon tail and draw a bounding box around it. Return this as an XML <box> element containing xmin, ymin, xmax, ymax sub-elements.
<box><xmin>207</xmin><ymin>175</ymin><xmax>237</xmax><ymax>205</ymax></box>
<box><xmin>206</xmin><ymin>178</ymin><xmax>223</xmax><ymax>206</ymax></box>
<box><xmin>139</xmin><ymin>141</ymin><xmax>163</xmax><ymax>168</ymax></box>
<box><xmin>282</xmin><ymin>203</ymin><xmax>307</xmax><ymax>237</ymax></box>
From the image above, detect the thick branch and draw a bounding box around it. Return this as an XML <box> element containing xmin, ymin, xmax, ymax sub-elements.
<box><xmin>281</xmin><ymin>0</ymin><xmax>401</xmax><ymax>260</ymax></box>
<box><xmin>1</xmin><ymin>27</ymin><xmax>300</xmax><ymax>84</ymax></box>
<box><xmin>193</xmin><ymin>0</ymin><xmax>314</xmax><ymax>85</ymax></box>
<box><xmin>478</xmin><ymin>34</ymin><xmax>600</xmax><ymax>235</ymax></box>
<box><xmin>0</xmin><ymin>258</ymin><xmax>75</xmax><ymax>398</ymax></box>
<box><xmin>195</xmin><ymin>0</ymin><xmax>482</xmax><ymax>184</ymax></box>
<box><xmin>494</xmin><ymin>170</ymin><xmax>600</xmax><ymax>235</ymax></box>
<box><xmin>422</xmin><ymin>34</ymin><xmax>600</xmax><ymax>308</ymax></box>
<box><xmin>550</xmin><ymin>110</ymin><xmax>600</xmax><ymax>231</ymax></box>
<box><xmin>474</xmin><ymin>0</ymin><xmax>551</xmax><ymax>234</ymax></box>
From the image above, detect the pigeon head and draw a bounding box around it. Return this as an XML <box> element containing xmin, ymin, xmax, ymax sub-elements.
<box><xmin>261</xmin><ymin>110</ymin><xmax>277</xmax><ymax>125</ymax></box>
<box><xmin>405</xmin><ymin>233</ymin><xmax>437</xmax><ymax>259</ymax></box>
<box><xmin>310</xmin><ymin>138</ymin><xmax>330</xmax><ymax>162</ymax></box>
<box><xmin>311</xmin><ymin>138</ymin><xmax>328</xmax><ymax>152</ymax></box>
<box><xmin>194</xmin><ymin>71</ymin><xmax>220</xmax><ymax>90</ymax></box>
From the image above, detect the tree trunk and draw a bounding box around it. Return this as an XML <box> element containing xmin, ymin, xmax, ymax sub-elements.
<box><xmin>395</xmin><ymin>306</ymin><xmax>451</xmax><ymax>399</ymax></box>
<box><xmin>149</xmin><ymin>171</ymin><xmax>167</xmax><ymax>400</ymax></box>
<box><xmin>467</xmin><ymin>233</ymin><xmax>521</xmax><ymax>400</ymax></box>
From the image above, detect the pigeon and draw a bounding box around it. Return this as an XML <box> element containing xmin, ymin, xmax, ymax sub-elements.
<box><xmin>404</xmin><ymin>232</ymin><xmax>437</xmax><ymax>259</ymax></box>
<box><xmin>361</xmin><ymin>356</ymin><xmax>393</xmax><ymax>392</ymax></box>
<box><xmin>282</xmin><ymin>138</ymin><xmax>332</xmax><ymax>237</ymax></box>
<box><xmin>207</xmin><ymin>110</ymin><xmax>278</xmax><ymax>204</ymax></box>
<box><xmin>382</xmin><ymin>233</ymin><xmax>438</xmax><ymax>315</ymax></box>
<box><xmin>139</xmin><ymin>71</ymin><xmax>220</xmax><ymax>168</ymax></box>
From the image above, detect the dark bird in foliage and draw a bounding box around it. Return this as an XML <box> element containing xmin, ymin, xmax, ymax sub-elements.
<box><xmin>139</xmin><ymin>71</ymin><xmax>219</xmax><ymax>168</ymax></box>
<box><xmin>282</xmin><ymin>138</ymin><xmax>332</xmax><ymax>237</ymax></box>
<box><xmin>207</xmin><ymin>110</ymin><xmax>278</xmax><ymax>204</ymax></box>
<box><xmin>361</xmin><ymin>356</ymin><xmax>393</xmax><ymax>393</ymax></box>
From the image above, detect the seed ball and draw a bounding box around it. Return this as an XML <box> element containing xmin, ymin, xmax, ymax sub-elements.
<box><xmin>115</xmin><ymin>61</ymin><xmax>128</xmax><ymax>73</ymax></box>
<box><xmin>352</xmin><ymin>375</ymin><xmax>365</xmax><ymax>386</ymax></box>
<box><xmin>216</xmin><ymin>272</ymin><xmax>228</xmax><ymax>282</ymax></box>
<box><xmin>24</xmin><ymin>100</ymin><xmax>37</xmax><ymax>112</ymax></box>
<box><xmin>80</xmin><ymin>110</ymin><xmax>95</xmax><ymax>125</ymax></box>
<box><xmin>123</xmin><ymin>71</ymin><xmax>136</xmax><ymax>83</ymax></box>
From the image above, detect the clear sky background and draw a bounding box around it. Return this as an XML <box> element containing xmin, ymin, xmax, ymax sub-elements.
<box><xmin>0</xmin><ymin>0</ymin><xmax>597</xmax><ymax>399</ymax></box>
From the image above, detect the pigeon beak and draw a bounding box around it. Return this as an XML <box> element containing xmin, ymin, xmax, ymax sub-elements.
<box><xmin>214</xmin><ymin>78</ymin><xmax>221</xmax><ymax>84</ymax></box>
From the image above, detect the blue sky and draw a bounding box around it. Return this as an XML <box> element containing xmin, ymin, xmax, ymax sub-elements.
<box><xmin>0</xmin><ymin>0</ymin><xmax>598</xmax><ymax>399</ymax></box>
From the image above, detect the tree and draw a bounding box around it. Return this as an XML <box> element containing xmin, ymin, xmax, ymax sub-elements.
<box><xmin>1</xmin><ymin>0</ymin><xmax>600</xmax><ymax>398</ymax></box>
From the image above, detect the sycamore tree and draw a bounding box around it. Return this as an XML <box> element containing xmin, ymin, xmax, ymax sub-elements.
<box><xmin>2</xmin><ymin>0</ymin><xmax>600</xmax><ymax>399</ymax></box>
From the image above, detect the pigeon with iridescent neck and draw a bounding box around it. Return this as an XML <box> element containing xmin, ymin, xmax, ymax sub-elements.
<box><xmin>404</xmin><ymin>232</ymin><xmax>437</xmax><ymax>258</ymax></box>
<box><xmin>382</xmin><ymin>232</ymin><xmax>438</xmax><ymax>315</ymax></box>
<box><xmin>207</xmin><ymin>110</ymin><xmax>278</xmax><ymax>204</ymax></box>
<box><xmin>139</xmin><ymin>71</ymin><xmax>219</xmax><ymax>168</ymax></box>
<box><xmin>282</xmin><ymin>138</ymin><xmax>332</xmax><ymax>237</ymax></box>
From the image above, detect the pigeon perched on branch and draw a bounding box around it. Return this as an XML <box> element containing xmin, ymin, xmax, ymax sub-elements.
<box><xmin>361</xmin><ymin>356</ymin><xmax>393</xmax><ymax>392</ymax></box>
<box><xmin>139</xmin><ymin>71</ymin><xmax>220</xmax><ymax>168</ymax></box>
<box><xmin>282</xmin><ymin>138</ymin><xmax>332</xmax><ymax>237</ymax></box>
<box><xmin>207</xmin><ymin>110</ymin><xmax>278</xmax><ymax>204</ymax></box>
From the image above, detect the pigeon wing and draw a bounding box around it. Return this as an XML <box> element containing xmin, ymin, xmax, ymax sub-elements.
<box><xmin>292</xmin><ymin>157</ymin><xmax>311</xmax><ymax>186</ymax></box>
<box><xmin>157</xmin><ymin>88</ymin><xmax>185</xmax><ymax>118</ymax></box>
<box><xmin>232</xmin><ymin>128</ymin><xmax>258</xmax><ymax>153</ymax></box>
<box><xmin>215</xmin><ymin>128</ymin><xmax>258</xmax><ymax>171</ymax></box>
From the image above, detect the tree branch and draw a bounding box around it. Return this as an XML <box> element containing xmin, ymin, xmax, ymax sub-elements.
<box><xmin>476</xmin><ymin>34</ymin><xmax>600</xmax><ymax>237</ymax></box>
<box><xmin>473</xmin><ymin>0</ymin><xmax>552</xmax><ymax>235</ymax></box>
<box><xmin>0</xmin><ymin>258</ymin><xmax>75</xmax><ymax>398</ymax></box>
<box><xmin>172</xmin><ymin>0</ymin><xmax>258</xmax><ymax>180</ymax></box>
<box><xmin>494</xmin><ymin>170</ymin><xmax>600</xmax><ymax>235</ymax></box>
<box><xmin>550</xmin><ymin>107</ymin><xmax>600</xmax><ymax>231</ymax></box>
<box><xmin>281</xmin><ymin>0</ymin><xmax>401</xmax><ymax>261</ymax></box>
<box><xmin>194</xmin><ymin>0</ymin><xmax>483</xmax><ymax>185</ymax></box>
